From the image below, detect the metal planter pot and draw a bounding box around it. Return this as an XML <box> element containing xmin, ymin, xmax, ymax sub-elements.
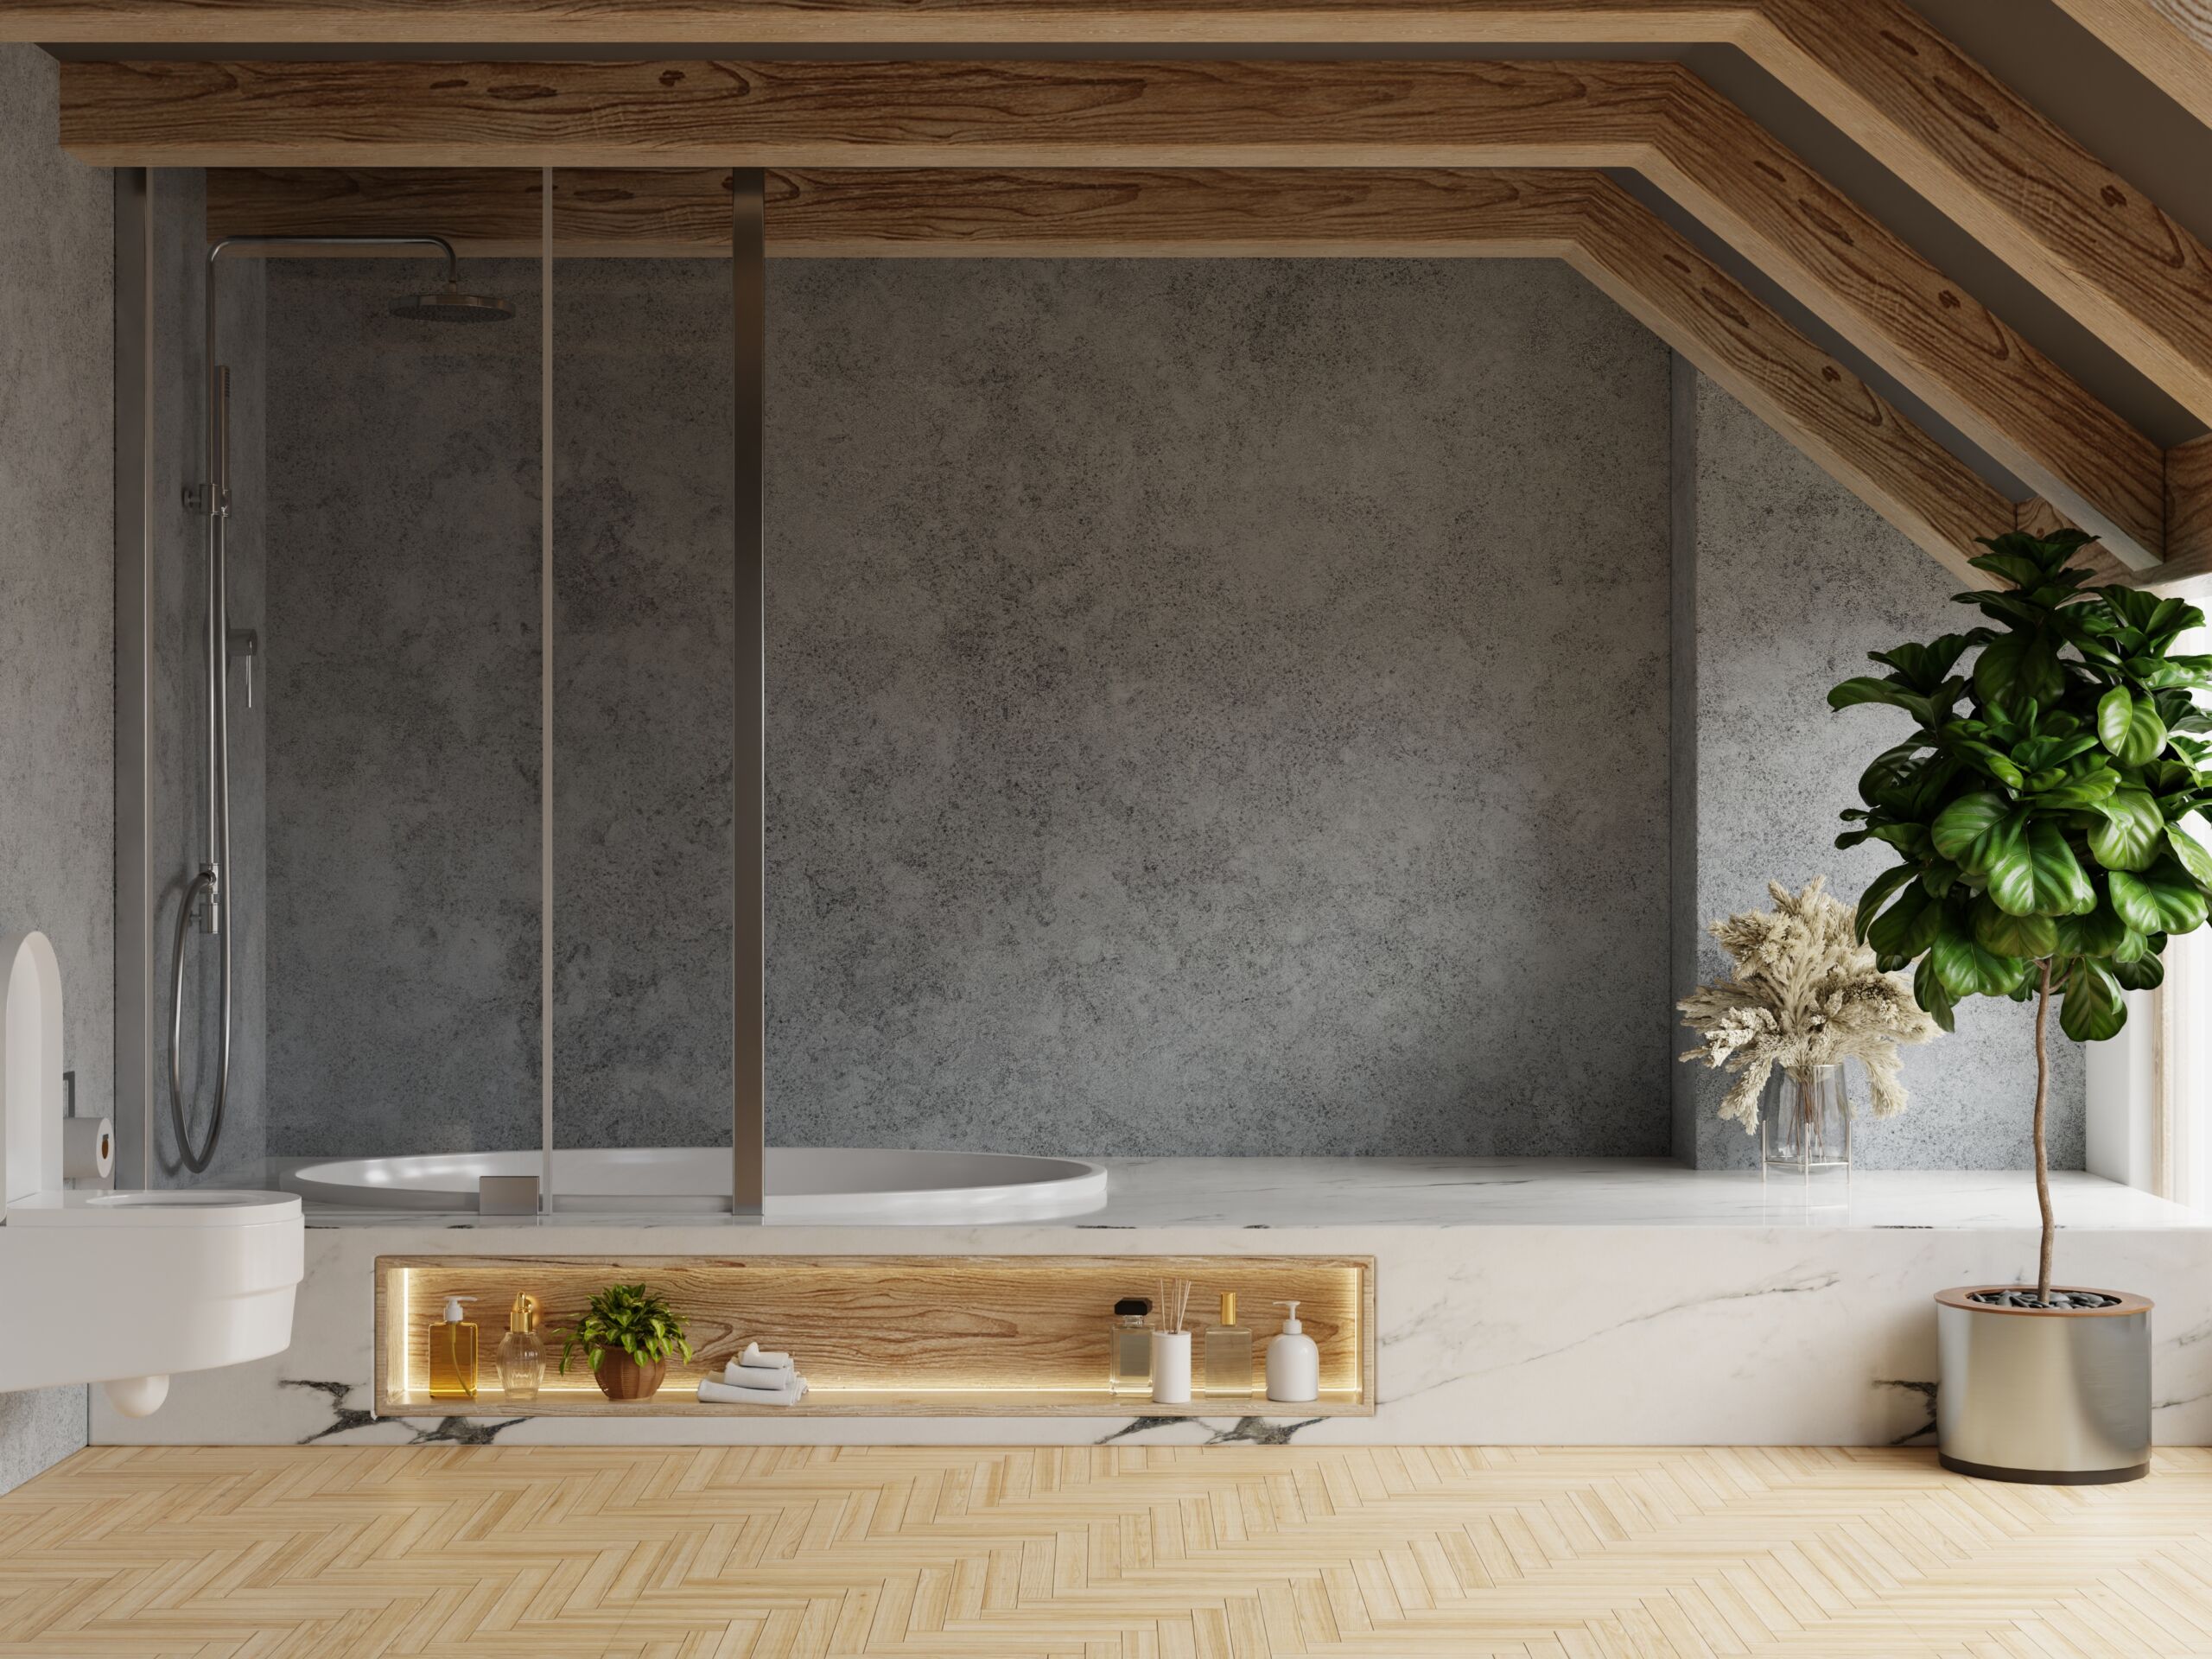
<box><xmin>1935</xmin><ymin>1287</ymin><xmax>2152</xmax><ymax>1484</ymax></box>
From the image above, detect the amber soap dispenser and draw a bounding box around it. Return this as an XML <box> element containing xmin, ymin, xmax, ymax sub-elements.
<box><xmin>429</xmin><ymin>1295</ymin><xmax>480</xmax><ymax>1401</ymax></box>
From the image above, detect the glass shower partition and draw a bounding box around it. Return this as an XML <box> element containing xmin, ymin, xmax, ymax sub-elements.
<box><xmin>132</xmin><ymin>168</ymin><xmax>550</xmax><ymax>1199</ymax></box>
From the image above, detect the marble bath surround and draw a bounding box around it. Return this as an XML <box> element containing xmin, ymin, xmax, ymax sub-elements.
<box><xmin>96</xmin><ymin>1161</ymin><xmax>2212</xmax><ymax>1452</ymax></box>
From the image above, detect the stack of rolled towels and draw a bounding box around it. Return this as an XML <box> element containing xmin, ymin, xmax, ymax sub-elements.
<box><xmin>696</xmin><ymin>1342</ymin><xmax>810</xmax><ymax>1407</ymax></box>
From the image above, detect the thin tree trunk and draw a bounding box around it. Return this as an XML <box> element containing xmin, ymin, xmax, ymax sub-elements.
<box><xmin>2035</xmin><ymin>959</ymin><xmax>2055</xmax><ymax>1307</ymax></box>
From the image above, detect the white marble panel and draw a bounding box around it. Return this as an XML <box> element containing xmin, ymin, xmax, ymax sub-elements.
<box><xmin>95</xmin><ymin>1179</ymin><xmax>2212</xmax><ymax>1450</ymax></box>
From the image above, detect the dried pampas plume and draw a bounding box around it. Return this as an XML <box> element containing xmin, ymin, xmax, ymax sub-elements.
<box><xmin>1678</xmin><ymin>876</ymin><xmax>1942</xmax><ymax>1135</ymax></box>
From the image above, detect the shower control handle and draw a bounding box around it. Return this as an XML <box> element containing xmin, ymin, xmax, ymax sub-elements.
<box><xmin>227</xmin><ymin>628</ymin><xmax>258</xmax><ymax>709</ymax></box>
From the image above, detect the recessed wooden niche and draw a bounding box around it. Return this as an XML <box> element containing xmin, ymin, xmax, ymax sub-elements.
<box><xmin>375</xmin><ymin>1254</ymin><xmax>1375</xmax><ymax>1417</ymax></box>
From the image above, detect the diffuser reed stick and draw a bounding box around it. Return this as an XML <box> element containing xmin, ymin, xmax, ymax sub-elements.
<box><xmin>1156</xmin><ymin>1277</ymin><xmax>1192</xmax><ymax>1335</ymax></box>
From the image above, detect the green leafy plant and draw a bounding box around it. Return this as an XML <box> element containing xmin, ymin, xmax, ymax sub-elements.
<box><xmin>557</xmin><ymin>1282</ymin><xmax>694</xmax><ymax>1374</ymax></box>
<box><xmin>1831</xmin><ymin>530</ymin><xmax>2212</xmax><ymax>1304</ymax></box>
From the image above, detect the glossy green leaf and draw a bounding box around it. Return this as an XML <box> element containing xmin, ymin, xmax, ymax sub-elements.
<box><xmin>2113</xmin><ymin>952</ymin><xmax>2167</xmax><ymax>991</ymax></box>
<box><xmin>1931</xmin><ymin>791</ymin><xmax>2012</xmax><ymax>871</ymax></box>
<box><xmin>1985</xmin><ymin>817</ymin><xmax>2094</xmax><ymax>918</ymax></box>
<box><xmin>1858</xmin><ymin>742</ymin><xmax>1928</xmax><ymax>810</ymax></box>
<box><xmin>1828</xmin><ymin>677</ymin><xmax>1933</xmax><ymax>721</ymax></box>
<box><xmin>1854</xmin><ymin>865</ymin><xmax>1920</xmax><ymax>943</ymax></box>
<box><xmin>2088</xmin><ymin>788</ymin><xmax>2164</xmax><ymax>872</ymax></box>
<box><xmin>1929</xmin><ymin>916</ymin><xmax>2028</xmax><ymax>998</ymax></box>
<box><xmin>2098</xmin><ymin>685</ymin><xmax>2167</xmax><ymax>766</ymax></box>
<box><xmin>1912</xmin><ymin>955</ymin><xmax>1957</xmax><ymax>1033</ymax></box>
<box><xmin>1974</xmin><ymin>630</ymin><xmax>2066</xmax><ymax>713</ymax></box>
<box><xmin>2053</xmin><ymin>900</ymin><xmax>2128</xmax><ymax>957</ymax></box>
<box><xmin>1867</xmin><ymin>885</ymin><xmax>1944</xmax><ymax>963</ymax></box>
<box><xmin>1969</xmin><ymin>897</ymin><xmax>2056</xmax><ymax>960</ymax></box>
<box><xmin>2108</xmin><ymin>859</ymin><xmax>2210</xmax><ymax>935</ymax></box>
<box><xmin>2167</xmin><ymin>823</ymin><xmax>2212</xmax><ymax>893</ymax></box>
<box><xmin>2059</xmin><ymin>958</ymin><xmax>2128</xmax><ymax>1042</ymax></box>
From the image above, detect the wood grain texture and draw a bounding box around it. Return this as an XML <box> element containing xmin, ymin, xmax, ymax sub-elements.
<box><xmin>3</xmin><ymin>0</ymin><xmax>1769</xmax><ymax>45</ymax></box>
<box><xmin>375</xmin><ymin>1254</ymin><xmax>1374</xmax><ymax>1417</ymax></box>
<box><xmin>10</xmin><ymin>1444</ymin><xmax>2212</xmax><ymax>1656</ymax></box>
<box><xmin>2165</xmin><ymin>429</ymin><xmax>2212</xmax><ymax>584</ymax></box>
<box><xmin>1751</xmin><ymin>0</ymin><xmax>2212</xmax><ymax>430</ymax></box>
<box><xmin>2054</xmin><ymin>0</ymin><xmax>2212</xmax><ymax>129</ymax></box>
<box><xmin>101</xmin><ymin>55</ymin><xmax>2172</xmax><ymax>569</ymax></box>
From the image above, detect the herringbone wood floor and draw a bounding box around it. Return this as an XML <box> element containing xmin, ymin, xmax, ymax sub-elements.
<box><xmin>3</xmin><ymin>1446</ymin><xmax>2212</xmax><ymax>1658</ymax></box>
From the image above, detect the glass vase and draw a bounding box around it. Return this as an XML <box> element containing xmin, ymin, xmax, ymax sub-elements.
<box><xmin>1761</xmin><ymin>1063</ymin><xmax>1850</xmax><ymax>1176</ymax></box>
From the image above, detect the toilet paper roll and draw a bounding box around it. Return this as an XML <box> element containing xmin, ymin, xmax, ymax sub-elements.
<box><xmin>63</xmin><ymin>1116</ymin><xmax>113</xmax><ymax>1182</ymax></box>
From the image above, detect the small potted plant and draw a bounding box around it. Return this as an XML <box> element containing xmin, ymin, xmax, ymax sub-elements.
<box><xmin>1829</xmin><ymin>528</ymin><xmax>2212</xmax><ymax>1484</ymax></box>
<box><xmin>558</xmin><ymin>1282</ymin><xmax>693</xmax><ymax>1402</ymax></box>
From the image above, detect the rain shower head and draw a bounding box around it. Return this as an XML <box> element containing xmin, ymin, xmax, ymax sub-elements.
<box><xmin>390</xmin><ymin>282</ymin><xmax>514</xmax><ymax>324</ymax></box>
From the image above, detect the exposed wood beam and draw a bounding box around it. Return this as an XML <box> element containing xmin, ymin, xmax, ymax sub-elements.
<box><xmin>1747</xmin><ymin>0</ymin><xmax>2212</xmax><ymax>439</ymax></box>
<box><xmin>2165</xmin><ymin>429</ymin><xmax>2212</xmax><ymax>584</ymax></box>
<box><xmin>204</xmin><ymin>162</ymin><xmax>2010</xmax><ymax>584</ymax></box>
<box><xmin>0</xmin><ymin>0</ymin><xmax>1768</xmax><ymax>46</ymax></box>
<box><xmin>2051</xmin><ymin>0</ymin><xmax>2212</xmax><ymax>131</ymax></box>
<box><xmin>46</xmin><ymin>3</ymin><xmax>2212</xmax><ymax>435</ymax></box>
<box><xmin>72</xmin><ymin>60</ymin><xmax>2166</xmax><ymax>569</ymax></box>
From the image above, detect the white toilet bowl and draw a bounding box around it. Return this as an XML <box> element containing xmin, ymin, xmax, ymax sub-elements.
<box><xmin>0</xmin><ymin>931</ymin><xmax>303</xmax><ymax>1415</ymax></box>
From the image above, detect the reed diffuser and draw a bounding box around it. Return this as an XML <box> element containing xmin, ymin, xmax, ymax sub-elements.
<box><xmin>1151</xmin><ymin>1278</ymin><xmax>1194</xmax><ymax>1405</ymax></box>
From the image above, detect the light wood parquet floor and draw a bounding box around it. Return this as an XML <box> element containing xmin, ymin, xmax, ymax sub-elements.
<box><xmin>3</xmin><ymin>1445</ymin><xmax>2212</xmax><ymax>1658</ymax></box>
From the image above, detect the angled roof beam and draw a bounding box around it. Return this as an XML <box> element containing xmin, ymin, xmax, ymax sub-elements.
<box><xmin>68</xmin><ymin>55</ymin><xmax>2164</xmax><ymax>569</ymax></box>
<box><xmin>24</xmin><ymin>3</ymin><xmax>2212</xmax><ymax>422</ymax></box>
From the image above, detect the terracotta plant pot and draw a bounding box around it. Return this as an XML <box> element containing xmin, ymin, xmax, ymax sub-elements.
<box><xmin>1936</xmin><ymin>1286</ymin><xmax>2152</xmax><ymax>1484</ymax></box>
<box><xmin>591</xmin><ymin>1351</ymin><xmax>669</xmax><ymax>1402</ymax></box>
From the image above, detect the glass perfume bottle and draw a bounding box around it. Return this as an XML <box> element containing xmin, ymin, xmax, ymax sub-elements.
<box><xmin>1109</xmin><ymin>1297</ymin><xmax>1153</xmax><ymax>1394</ymax></box>
<box><xmin>428</xmin><ymin>1295</ymin><xmax>480</xmax><ymax>1402</ymax></box>
<box><xmin>1204</xmin><ymin>1292</ymin><xmax>1253</xmax><ymax>1397</ymax></box>
<box><xmin>497</xmin><ymin>1292</ymin><xmax>545</xmax><ymax>1402</ymax></box>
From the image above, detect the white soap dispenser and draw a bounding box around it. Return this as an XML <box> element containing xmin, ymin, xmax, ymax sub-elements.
<box><xmin>1266</xmin><ymin>1300</ymin><xmax>1319</xmax><ymax>1403</ymax></box>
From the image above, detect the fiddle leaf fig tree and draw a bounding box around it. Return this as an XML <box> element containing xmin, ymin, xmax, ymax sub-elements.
<box><xmin>1832</xmin><ymin>530</ymin><xmax>2212</xmax><ymax>1305</ymax></box>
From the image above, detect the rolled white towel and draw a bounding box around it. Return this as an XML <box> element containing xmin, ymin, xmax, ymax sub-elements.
<box><xmin>720</xmin><ymin>1359</ymin><xmax>799</xmax><ymax>1392</ymax></box>
<box><xmin>698</xmin><ymin>1375</ymin><xmax>808</xmax><ymax>1408</ymax></box>
<box><xmin>741</xmin><ymin>1342</ymin><xmax>791</xmax><ymax>1370</ymax></box>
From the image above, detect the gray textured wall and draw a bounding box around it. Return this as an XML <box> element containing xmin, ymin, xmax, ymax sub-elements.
<box><xmin>1675</xmin><ymin>366</ymin><xmax>2085</xmax><ymax>1169</ymax></box>
<box><xmin>263</xmin><ymin>259</ymin><xmax>543</xmax><ymax>1158</ymax></box>
<box><xmin>766</xmin><ymin>260</ymin><xmax>1674</xmax><ymax>1155</ymax></box>
<box><xmin>0</xmin><ymin>44</ymin><xmax>108</xmax><ymax>1493</ymax></box>
<box><xmin>264</xmin><ymin>257</ymin><xmax>1677</xmax><ymax>1158</ymax></box>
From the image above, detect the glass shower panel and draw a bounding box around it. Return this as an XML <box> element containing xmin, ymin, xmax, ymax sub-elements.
<box><xmin>550</xmin><ymin>222</ymin><xmax>736</xmax><ymax>1188</ymax></box>
<box><xmin>167</xmin><ymin>202</ymin><xmax>549</xmax><ymax>1187</ymax></box>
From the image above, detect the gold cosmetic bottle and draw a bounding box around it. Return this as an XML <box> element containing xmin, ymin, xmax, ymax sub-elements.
<box><xmin>497</xmin><ymin>1293</ymin><xmax>546</xmax><ymax>1402</ymax></box>
<box><xmin>1204</xmin><ymin>1292</ymin><xmax>1254</xmax><ymax>1397</ymax></box>
<box><xmin>429</xmin><ymin>1295</ymin><xmax>480</xmax><ymax>1401</ymax></box>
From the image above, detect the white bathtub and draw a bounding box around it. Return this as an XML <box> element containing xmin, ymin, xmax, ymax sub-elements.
<box><xmin>283</xmin><ymin>1146</ymin><xmax>1109</xmax><ymax>1223</ymax></box>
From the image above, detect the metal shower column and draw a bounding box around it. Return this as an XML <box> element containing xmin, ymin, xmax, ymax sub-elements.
<box><xmin>733</xmin><ymin>168</ymin><xmax>766</xmax><ymax>1215</ymax></box>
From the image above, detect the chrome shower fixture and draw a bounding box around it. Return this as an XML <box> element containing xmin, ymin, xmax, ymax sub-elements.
<box><xmin>169</xmin><ymin>232</ymin><xmax>509</xmax><ymax>1179</ymax></box>
<box><xmin>390</xmin><ymin>281</ymin><xmax>515</xmax><ymax>324</ymax></box>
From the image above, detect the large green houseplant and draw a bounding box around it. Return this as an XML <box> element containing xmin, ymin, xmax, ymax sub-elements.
<box><xmin>1833</xmin><ymin>529</ymin><xmax>2212</xmax><ymax>1306</ymax></box>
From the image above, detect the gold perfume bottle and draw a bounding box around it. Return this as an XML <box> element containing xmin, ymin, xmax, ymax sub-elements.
<box><xmin>497</xmin><ymin>1293</ymin><xmax>545</xmax><ymax>1402</ymax></box>
<box><xmin>1204</xmin><ymin>1292</ymin><xmax>1253</xmax><ymax>1397</ymax></box>
<box><xmin>429</xmin><ymin>1295</ymin><xmax>480</xmax><ymax>1401</ymax></box>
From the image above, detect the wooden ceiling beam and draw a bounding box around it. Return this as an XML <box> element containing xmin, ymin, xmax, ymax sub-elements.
<box><xmin>44</xmin><ymin>1</ymin><xmax>2212</xmax><ymax>428</ymax></box>
<box><xmin>205</xmin><ymin>161</ymin><xmax>2010</xmax><ymax>584</ymax></box>
<box><xmin>140</xmin><ymin>54</ymin><xmax>2161</xmax><ymax>566</ymax></box>
<box><xmin>2048</xmin><ymin>2</ymin><xmax>2212</xmax><ymax>137</ymax></box>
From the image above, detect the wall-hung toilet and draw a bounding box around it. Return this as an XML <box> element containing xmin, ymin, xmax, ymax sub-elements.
<box><xmin>0</xmin><ymin>931</ymin><xmax>302</xmax><ymax>1417</ymax></box>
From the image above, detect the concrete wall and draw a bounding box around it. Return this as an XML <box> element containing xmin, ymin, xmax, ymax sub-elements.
<box><xmin>263</xmin><ymin>260</ymin><xmax>543</xmax><ymax>1159</ymax></box>
<box><xmin>0</xmin><ymin>44</ymin><xmax>110</xmax><ymax>1493</ymax></box>
<box><xmin>1674</xmin><ymin>365</ymin><xmax>2083</xmax><ymax>1170</ymax></box>
<box><xmin>264</xmin><ymin>257</ymin><xmax>1678</xmax><ymax>1158</ymax></box>
<box><xmin>251</xmin><ymin>261</ymin><xmax>2084</xmax><ymax>1168</ymax></box>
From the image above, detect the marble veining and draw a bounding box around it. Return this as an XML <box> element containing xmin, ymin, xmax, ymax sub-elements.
<box><xmin>94</xmin><ymin>1166</ymin><xmax>2212</xmax><ymax>1452</ymax></box>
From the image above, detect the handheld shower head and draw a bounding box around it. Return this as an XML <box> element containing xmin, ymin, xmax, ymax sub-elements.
<box><xmin>391</xmin><ymin>282</ymin><xmax>514</xmax><ymax>324</ymax></box>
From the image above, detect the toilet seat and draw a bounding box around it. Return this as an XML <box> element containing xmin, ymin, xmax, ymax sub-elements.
<box><xmin>0</xmin><ymin>931</ymin><xmax>303</xmax><ymax>1414</ymax></box>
